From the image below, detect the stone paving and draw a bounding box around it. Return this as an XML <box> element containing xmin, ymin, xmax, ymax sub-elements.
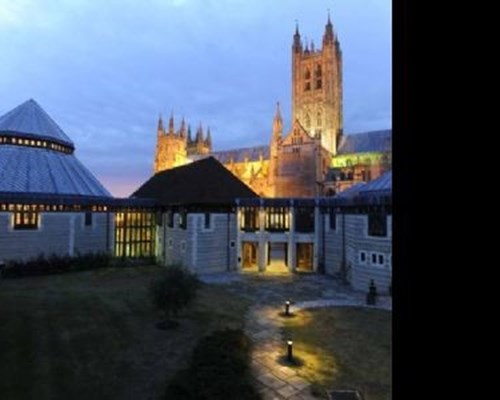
<box><xmin>199</xmin><ymin>271</ymin><xmax>391</xmax><ymax>399</ymax></box>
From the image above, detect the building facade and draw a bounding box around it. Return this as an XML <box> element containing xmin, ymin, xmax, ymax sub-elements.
<box><xmin>153</xmin><ymin>14</ymin><xmax>391</xmax><ymax>198</ymax></box>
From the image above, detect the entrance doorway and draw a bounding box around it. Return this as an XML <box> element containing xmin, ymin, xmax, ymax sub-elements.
<box><xmin>267</xmin><ymin>242</ymin><xmax>288</xmax><ymax>273</ymax></box>
<box><xmin>296</xmin><ymin>243</ymin><xmax>314</xmax><ymax>271</ymax></box>
<box><xmin>242</xmin><ymin>242</ymin><xmax>258</xmax><ymax>269</ymax></box>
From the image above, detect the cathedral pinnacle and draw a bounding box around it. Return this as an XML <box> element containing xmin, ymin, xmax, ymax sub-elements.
<box><xmin>168</xmin><ymin>112</ymin><xmax>175</xmax><ymax>134</ymax></box>
<box><xmin>179</xmin><ymin>117</ymin><xmax>186</xmax><ymax>138</ymax></box>
<box><xmin>323</xmin><ymin>9</ymin><xmax>335</xmax><ymax>45</ymax></box>
<box><xmin>157</xmin><ymin>114</ymin><xmax>164</xmax><ymax>133</ymax></box>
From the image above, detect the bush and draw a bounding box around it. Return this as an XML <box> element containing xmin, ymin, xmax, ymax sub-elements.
<box><xmin>149</xmin><ymin>264</ymin><xmax>199</xmax><ymax>321</ymax></box>
<box><xmin>2</xmin><ymin>252</ymin><xmax>112</xmax><ymax>278</ymax></box>
<box><xmin>164</xmin><ymin>329</ymin><xmax>261</xmax><ymax>400</ymax></box>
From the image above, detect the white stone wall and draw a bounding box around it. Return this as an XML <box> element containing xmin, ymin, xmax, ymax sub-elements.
<box><xmin>160</xmin><ymin>212</ymin><xmax>237</xmax><ymax>273</ymax></box>
<box><xmin>324</xmin><ymin>213</ymin><xmax>392</xmax><ymax>294</ymax></box>
<box><xmin>0</xmin><ymin>212</ymin><xmax>110</xmax><ymax>262</ymax></box>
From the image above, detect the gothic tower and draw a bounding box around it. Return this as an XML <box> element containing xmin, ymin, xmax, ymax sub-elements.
<box><xmin>154</xmin><ymin>113</ymin><xmax>188</xmax><ymax>173</ymax></box>
<box><xmin>292</xmin><ymin>13</ymin><xmax>343</xmax><ymax>154</ymax></box>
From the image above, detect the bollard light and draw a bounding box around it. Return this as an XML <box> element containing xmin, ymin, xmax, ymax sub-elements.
<box><xmin>287</xmin><ymin>339</ymin><xmax>293</xmax><ymax>362</ymax></box>
<box><xmin>285</xmin><ymin>300</ymin><xmax>291</xmax><ymax>316</ymax></box>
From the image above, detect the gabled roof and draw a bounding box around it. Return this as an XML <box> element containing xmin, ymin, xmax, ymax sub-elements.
<box><xmin>211</xmin><ymin>145</ymin><xmax>269</xmax><ymax>164</ymax></box>
<box><xmin>0</xmin><ymin>99</ymin><xmax>73</xmax><ymax>146</ymax></box>
<box><xmin>337</xmin><ymin>130</ymin><xmax>391</xmax><ymax>155</ymax></box>
<box><xmin>132</xmin><ymin>157</ymin><xmax>259</xmax><ymax>205</ymax></box>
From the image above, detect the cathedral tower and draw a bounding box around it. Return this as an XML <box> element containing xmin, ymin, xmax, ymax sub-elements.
<box><xmin>292</xmin><ymin>13</ymin><xmax>343</xmax><ymax>154</ymax></box>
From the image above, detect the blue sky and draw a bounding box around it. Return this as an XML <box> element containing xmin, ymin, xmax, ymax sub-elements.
<box><xmin>0</xmin><ymin>0</ymin><xmax>391</xmax><ymax>197</ymax></box>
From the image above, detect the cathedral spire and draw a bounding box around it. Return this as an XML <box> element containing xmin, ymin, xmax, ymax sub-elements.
<box><xmin>196</xmin><ymin>123</ymin><xmax>203</xmax><ymax>143</ymax></box>
<box><xmin>179</xmin><ymin>117</ymin><xmax>186</xmax><ymax>138</ymax></box>
<box><xmin>292</xmin><ymin>20</ymin><xmax>302</xmax><ymax>53</ymax></box>
<box><xmin>187</xmin><ymin>124</ymin><xmax>192</xmax><ymax>143</ymax></box>
<box><xmin>205</xmin><ymin>126</ymin><xmax>212</xmax><ymax>148</ymax></box>
<box><xmin>157</xmin><ymin>114</ymin><xmax>164</xmax><ymax>134</ymax></box>
<box><xmin>323</xmin><ymin>9</ymin><xmax>335</xmax><ymax>45</ymax></box>
<box><xmin>168</xmin><ymin>111</ymin><xmax>175</xmax><ymax>135</ymax></box>
<box><xmin>273</xmin><ymin>101</ymin><xmax>283</xmax><ymax>137</ymax></box>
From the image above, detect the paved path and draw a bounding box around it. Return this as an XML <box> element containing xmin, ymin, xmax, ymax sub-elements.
<box><xmin>200</xmin><ymin>272</ymin><xmax>391</xmax><ymax>399</ymax></box>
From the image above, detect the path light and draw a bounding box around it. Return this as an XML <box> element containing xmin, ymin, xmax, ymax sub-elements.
<box><xmin>287</xmin><ymin>339</ymin><xmax>293</xmax><ymax>362</ymax></box>
<box><xmin>285</xmin><ymin>300</ymin><xmax>291</xmax><ymax>316</ymax></box>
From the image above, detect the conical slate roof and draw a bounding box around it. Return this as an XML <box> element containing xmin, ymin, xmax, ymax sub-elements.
<box><xmin>0</xmin><ymin>99</ymin><xmax>73</xmax><ymax>146</ymax></box>
<box><xmin>0</xmin><ymin>99</ymin><xmax>111</xmax><ymax>197</ymax></box>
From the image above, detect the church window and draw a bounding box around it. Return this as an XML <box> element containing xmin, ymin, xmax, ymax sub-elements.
<box><xmin>304</xmin><ymin>82</ymin><xmax>311</xmax><ymax>91</ymax></box>
<box><xmin>317</xmin><ymin>112</ymin><xmax>322</xmax><ymax>126</ymax></box>
<box><xmin>316</xmin><ymin>79</ymin><xmax>322</xmax><ymax>89</ymax></box>
<box><xmin>304</xmin><ymin>114</ymin><xmax>311</xmax><ymax>128</ymax></box>
<box><xmin>315</xmin><ymin>64</ymin><xmax>322</xmax><ymax>78</ymax></box>
<box><xmin>304</xmin><ymin>68</ymin><xmax>311</xmax><ymax>79</ymax></box>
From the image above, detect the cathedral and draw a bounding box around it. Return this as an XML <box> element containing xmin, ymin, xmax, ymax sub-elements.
<box><xmin>153</xmin><ymin>14</ymin><xmax>391</xmax><ymax>198</ymax></box>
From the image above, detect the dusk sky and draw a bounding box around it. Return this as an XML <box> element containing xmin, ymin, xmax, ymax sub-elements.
<box><xmin>0</xmin><ymin>0</ymin><xmax>391</xmax><ymax>197</ymax></box>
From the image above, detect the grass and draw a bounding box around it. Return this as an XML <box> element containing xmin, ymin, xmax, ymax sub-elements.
<box><xmin>0</xmin><ymin>266</ymin><xmax>251</xmax><ymax>400</ymax></box>
<box><xmin>282</xmin><ymin>307</ymin><xmax>391</xmax><ymax>400</ymax></box>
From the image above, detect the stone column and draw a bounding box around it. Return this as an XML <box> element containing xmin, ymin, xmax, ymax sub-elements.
<box><xmin>236</xmin><ymin>207</ymin><xmax>242</xmax><ymax>271</ymax></box>
<box><xmin>287</xmin><ymin>202</ymin><xmax>296</xmax><ymax>272</ymax></box>
<box><xmin>258</xmin><ymin>205</ymin><xmax>266</xmax><ymax>272</ymax></box>
<box><xmin>313</xmin><ymin>202</ymin><xmax>320</xmax><ymax>272</ymax></box>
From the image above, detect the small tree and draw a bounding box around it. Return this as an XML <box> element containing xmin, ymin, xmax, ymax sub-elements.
<box><xmin>150</xmin><ymin>264</ymin><xmax>199</xmax><ymax>328</ymax></box>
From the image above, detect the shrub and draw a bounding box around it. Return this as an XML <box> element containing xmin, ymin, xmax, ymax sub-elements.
<box><xmin>149</xmin><ymin>264</ymin><xmax>199</xmax><ymax>321</ymax></box>
<box><xmin>164</xmin><ymin>329</ymin><xmax>261</xmax><ymax>400</ymax></box>
<box><xmin>2</xmin><ymin>252</ymin><xmax>113</xmax><ymax>278</ymax></box>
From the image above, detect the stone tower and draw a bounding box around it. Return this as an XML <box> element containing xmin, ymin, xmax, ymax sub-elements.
<box><xmin>154</xmin><ymin>113</ymin><xmax>189</xmax><ymax>173</ymax></box>
<box><xmin>292</xmin><ymin>13</ymin><xmax>343</xmax><ymax>154</ymax></box>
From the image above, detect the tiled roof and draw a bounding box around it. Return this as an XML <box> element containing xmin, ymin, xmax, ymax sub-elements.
<box><xmin>132</xmin><ymin>157</ymin><xmax>258</xmax><ymax>205</ymax></box>
<box><xmin>337</xmin><ymin>130</ymin><xmax>391</xmax><ymax>154</ymax></box>
<box><xmin>359</xmin><ymin>170</ymin><xmax>392</xmax><ymax>194</ymax></box>
<box><xmin>211</xmin><ymin>145</ymin><xmax>269</xmax><ymax>164</ymax></box>
<box><xmin>0</xmin><ymin>99</ymin><xmax>73</xmax><ymax>146</ymax></box>
<box><xmin>0</xmin><ymin>145</ymin><xmax>111</xmax><ymax>197</ymax></box>
<box><xmin>0</xmin><ymin>100</ymin><xmax>111</xmax><ymax>198</ymax></box>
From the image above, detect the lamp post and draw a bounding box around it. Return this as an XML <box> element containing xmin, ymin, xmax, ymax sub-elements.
<box><xmin>285</xmin><ymin>300</ymin><xmax>290</xmax><ymax>316</ymax></box>
<box><xmin>287</xmin><ymin>339</ymin><xmax>293</xmax><ymax>362</ymax></box>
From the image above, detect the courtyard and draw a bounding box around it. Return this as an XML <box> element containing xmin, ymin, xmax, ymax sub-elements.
<box><xmin>0</xmin><ymin>267</ymin><xmax>391</xmax><ymax>399</ymax></box>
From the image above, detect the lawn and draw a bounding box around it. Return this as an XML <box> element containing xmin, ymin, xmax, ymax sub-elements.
<box><xmin>281</xmin><ymin>307</ymin><xmax>391</xmax><ymax>400</ymax></box>
<box><xmin>0</xmin><ymin>266</ymin><xmax>251</xmax><ymax>400</ymax></box>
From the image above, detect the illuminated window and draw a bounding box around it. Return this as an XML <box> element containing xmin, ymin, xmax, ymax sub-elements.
<box><xmin>13</xmin><ymin>210</ymin><xmax>39</xmax><ymax>230</ymax></box>
<box><xmin>114</xmin><ymin>211</ymin><xmax>155</xmax><ymax>258</ymax></box>
<box><xmin>265</xmin><ymin>207</ymin><xmax>289</xmax><ymax>232</ymax></box>
<box><xmin>368</xmin><ymin>211</ymin><xmax>387</xmax><ymax>237</ymax></box>
<box><xmin>241</xmin><ymin>207</ymin><xmax>259</xmax><ymax>232</ymax></box>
